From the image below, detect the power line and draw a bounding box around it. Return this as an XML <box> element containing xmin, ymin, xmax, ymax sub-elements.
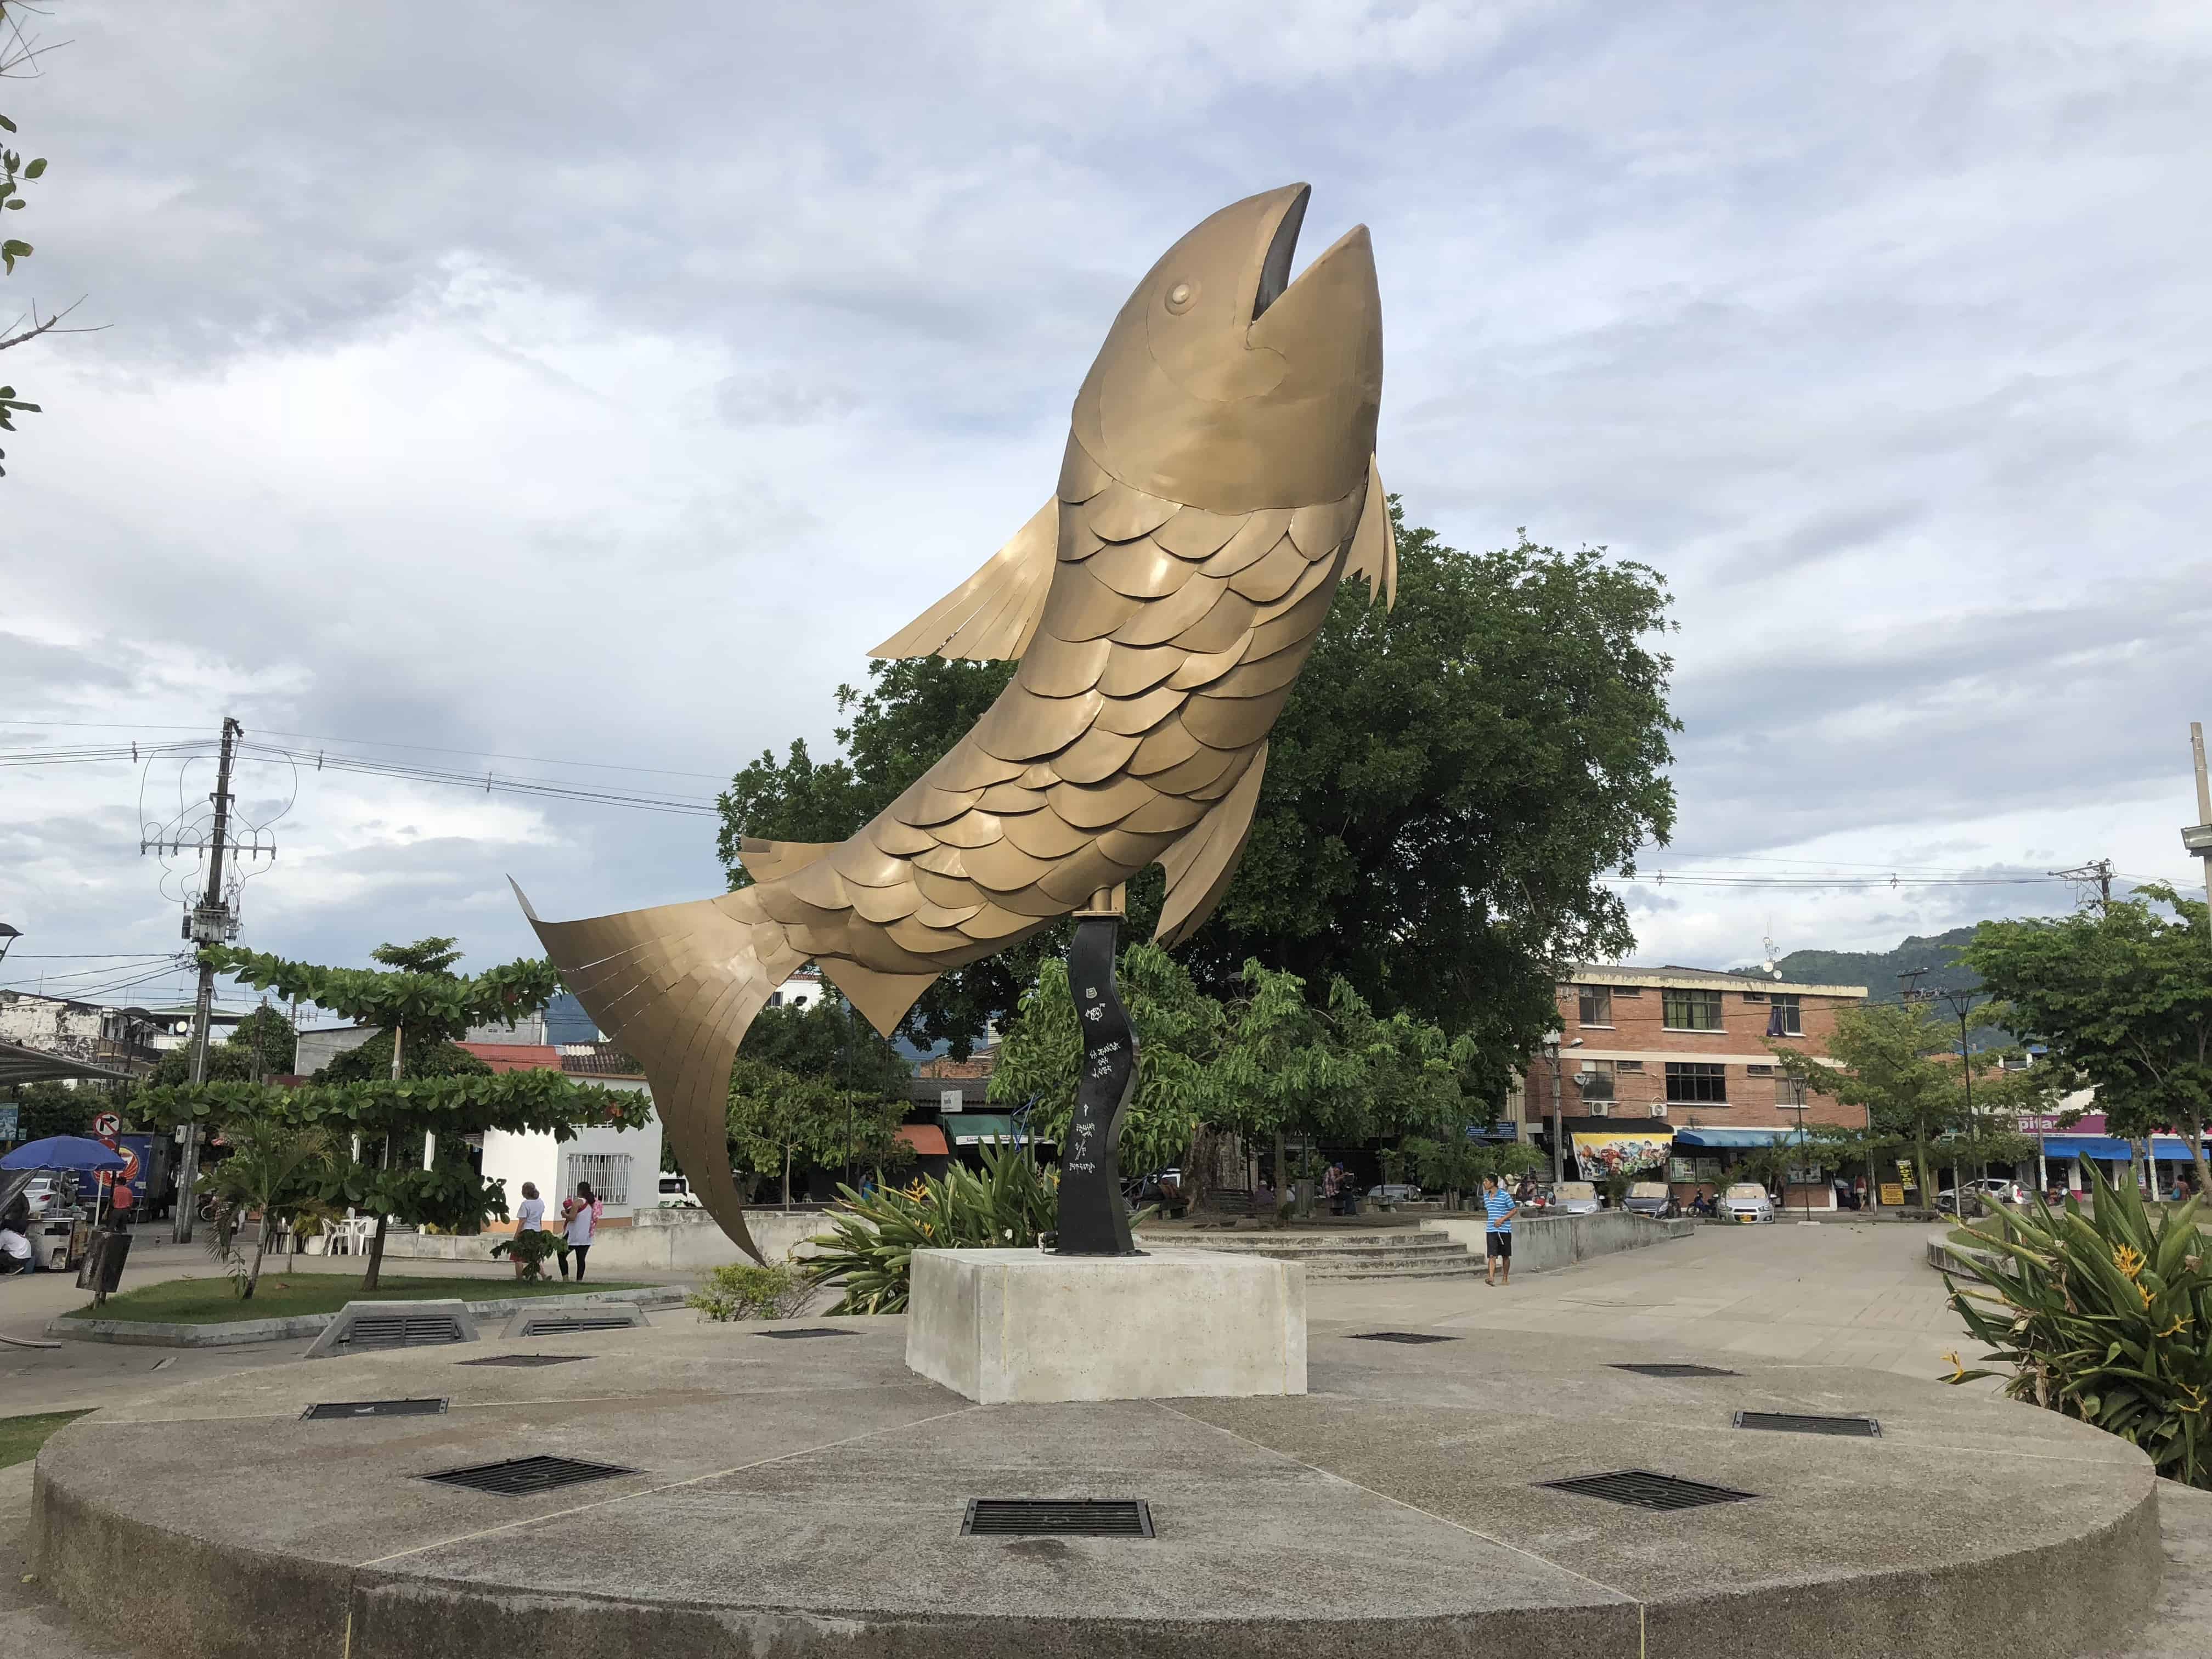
<box><xmin>0</xmin><ymin>720</ymin><xmax>731</xmax><ymax>781</ymax></box>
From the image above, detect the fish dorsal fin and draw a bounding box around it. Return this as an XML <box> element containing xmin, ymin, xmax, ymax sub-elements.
<box><xmin>1341</xmin><ymin>454</ymin><xmax>1396</xmax><ymax>611</ymax></box>
<box><xmin>737</xmin><ymin>836</ymin><xmax>840</xmax><ymax>885</ymax></box>
<box><xmin>1153</xmin><ymin>741</ymin><xmax>1268</xmax><ymax>948</ymax></box>
<box><xmin>817</xmin><ymin>957</ymin><xmax>942</xmax><ymax>1039</ymax></box>
<box><xmin>869</xmin><ymin>497</ymin><xmax>1060</xmax><ymax>662</ymax></box>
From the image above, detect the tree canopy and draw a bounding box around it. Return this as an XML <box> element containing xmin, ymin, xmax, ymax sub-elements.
<box><xmin>1967</xmin><ymin>885</ymin><xmax>2212</xmax><ymax>1194</ymax></box>
<box><xmin>718</xmin><ymin>506</ymin><xmax>1677</xmax><ymax>1085</ymax></box>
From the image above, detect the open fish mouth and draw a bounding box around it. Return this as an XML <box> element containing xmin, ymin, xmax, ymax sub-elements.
<box><xmin>1252</xmin><ymin>184</ymin><xmax>1311</xmax><ymax>321</ymax></box>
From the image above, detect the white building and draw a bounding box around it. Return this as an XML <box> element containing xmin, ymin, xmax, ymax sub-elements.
<box><xmin>466</xmin><ymin>1043</ymin><xmax>664</xmax><ymax>1227</ymax></box>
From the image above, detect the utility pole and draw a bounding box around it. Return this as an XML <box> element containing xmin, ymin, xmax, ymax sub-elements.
<box><xmin>2048</xmin><ymin>859</ymin><xmax>2113</xmax><ymax>911</ymax></box>
<box><xmin>173</xmin><ymin>716</ymin><xmax>241</xmax><ymax>1244</ymax></box>
<box><xmin>2184</xmin><ymin>724</ymin><xmax>2212</xmax><ymax>916</ymax></box>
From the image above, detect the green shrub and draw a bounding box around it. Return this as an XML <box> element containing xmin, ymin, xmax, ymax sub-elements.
<box><xmin>807</xmin><ymin>1144</ymin><xmax>1061</xmax><ymax>1314</ymax></box>
<box><xmin>1944</xmin><ymin>1178</ymin><xmax>2212</xmax><ymax>1487</ymax></box>
<box><xmin>489</xmin><ymin>1228</ymin><xmax>561</xmax><ymax>1282</ymax></box>
<box><xmin>687</xmin><ymin>1261</ymin><xmax>812</xmax><ymax>1322</ymax></box>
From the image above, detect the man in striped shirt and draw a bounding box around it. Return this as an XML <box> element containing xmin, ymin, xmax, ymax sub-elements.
<box><xmin>1481</xmin><ymin>1173</ymin><xmax>1520</xmax><ymax>1287</ymax></box>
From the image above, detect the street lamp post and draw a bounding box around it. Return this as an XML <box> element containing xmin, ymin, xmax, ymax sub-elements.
<box><xmin>0</xmin><ymin>923</ymin><xmax>19</xmax><ymax>967</ymax></box>
<box><xmin>1541</xmin><ymin>1031</ymin><xmax>1564</xmax><ymax>1186</ymax></box>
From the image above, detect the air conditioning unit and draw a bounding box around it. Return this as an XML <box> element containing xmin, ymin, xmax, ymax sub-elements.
<box><xmin>1648</xmin><ymin>1103</ymin><xmax>1669</xmax><ymax>1119</ymax></box>
<box><xmin>1585</xmin><ymin>1101</ymin><xmax>1611</xmax><ymax>1118</ymax></box>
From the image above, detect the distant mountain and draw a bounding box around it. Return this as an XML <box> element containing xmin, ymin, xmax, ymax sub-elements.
<box><xmin>1731</xmin><ymin>926</ymin><xmax>2014</xmax><ymax>1048</ymax></box>
<box><xmin>1735</xmin><ymin>927</ymin><xmax>1980</xmax><ymax>1002</ymax></box>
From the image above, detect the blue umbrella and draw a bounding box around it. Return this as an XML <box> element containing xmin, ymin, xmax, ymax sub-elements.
<box><xmin>1</xmin><ymin>1136</ymin><xmax>128</xmax><ymax>1172</ymax></box>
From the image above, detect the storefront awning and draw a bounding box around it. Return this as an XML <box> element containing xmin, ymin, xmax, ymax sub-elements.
<box><xmin>2043</xmin><ymin>1135</ymin><xmax>2199</xmax><ymax>1161</ymax></box>
<box><xmin>896</xmin><ymin>1123</ymin><xmax>949</xmax><ymax>1156</ymax></box>
<box><xmin>1671</xmin><ymin>1127</ymin><xmax>1791</xmax><ymax>1148</ymax></box>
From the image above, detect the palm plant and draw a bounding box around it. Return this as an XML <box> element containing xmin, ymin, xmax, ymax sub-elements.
<box><xmin>195</xmin><ymin>1119</ymin><xmax>340</xmax><ymax>1301</ymax></box>
<box><xmin>806</xmin><ymin>1143</ymin><xmax>1063</xmax><ymax>1314</ymax></box>
<box><xmin>1944</xmin><ymin>1174</ymin><xmax>2212</xmax><ymax>1487</ymax></box>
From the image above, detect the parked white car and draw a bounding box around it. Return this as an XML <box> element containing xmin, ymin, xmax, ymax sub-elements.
<box><xmin>1544</xmin><ymin>1181</ymin><xmax>1602</xmax><ymax>1216</ymax></box>
<box><xmin>1722</xmin><ymin>1182</ymin><xmax>1776</xmax><ymax>1224</ymax></box>
<box><xmin>657</xmin><ymin>1175</ymin><xmax>702</xmax><ymax>1209</ymax></box>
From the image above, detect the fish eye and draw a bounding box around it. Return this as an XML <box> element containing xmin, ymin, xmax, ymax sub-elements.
<box><xmin>1163</xmin><ymin>279</ymin><xmax>1198</xmax><ymax>315</ymax></box>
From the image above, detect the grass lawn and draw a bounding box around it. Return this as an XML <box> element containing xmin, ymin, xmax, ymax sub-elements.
<box><xmin>64</xmin><ymin>1275</ymin><xmax>648</xmax><ymax>1325</ymax></box>
<box><xmin>0</xmin><ymin>1410</ymin><xmax>95</xmax><ymax>1469</ymax></box>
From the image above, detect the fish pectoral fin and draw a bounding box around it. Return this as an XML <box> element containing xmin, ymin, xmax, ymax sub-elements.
<box><xmin>818</xmin><ymin>957</ymin><xmax>942</xmax><ymax>1039</ymax></box>
<box><xmin>737</xmin><ymin>836</ymin><xmax>840</xmax><ymax>885</ymax></box>
<box><xmin>1342</xmin><ymin>454</ymin><xmax>1396</xmax><ymax>611</ymax></box>
<box><xmin>1152</xmin><ymin>741</ymin><xmax>1268</xmax><ymax>949</ymax></box>
<box><xmin>868</xmin><ymin>496</ymin><xmax>1059</xmax><ymax>662</ymax></box>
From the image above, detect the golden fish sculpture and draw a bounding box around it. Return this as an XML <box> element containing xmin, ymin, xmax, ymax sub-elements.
<box><xmin>514</xmin><ymin>183</ymin><xmax>1391</xmax><ymax>1261</ymax></box>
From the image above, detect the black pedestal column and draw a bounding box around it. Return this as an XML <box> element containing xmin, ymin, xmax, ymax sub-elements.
<box><xmin>1053</xmin><ymin>894</ymin><xmax>1141</xmax><ymax>1257</ymax></box>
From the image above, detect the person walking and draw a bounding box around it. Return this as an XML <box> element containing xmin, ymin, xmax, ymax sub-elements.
<box><xmin>512</xmin><ymin>1181</ymin><xmax>546</xmax><ymax>1280</ymax></box>
<box><xmin>560</xmin><ymin>1181</ymin><xmax>601</xmax><ymax>1282</ymax></box>
<box><xmin>1321</xmin><ymin>1161</ymin><xmax>1342</xmax><ymax>1217</ymax></box>
<box><xmin>1481</xmin><ymin>1172</ymin><xmax>1519</xmax><ymax>1288</ymax></box>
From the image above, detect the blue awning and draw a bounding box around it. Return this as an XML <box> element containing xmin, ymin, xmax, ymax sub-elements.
<box><xmin>2042</xmin><ymin>1135</ymin><xmax>2199</xmax><ymax>1161</ymax></box>
<box><xmin>1671</xmin><ymin>1127</ymin><xmax>1791</xmax><ymax>1149</ymax></box>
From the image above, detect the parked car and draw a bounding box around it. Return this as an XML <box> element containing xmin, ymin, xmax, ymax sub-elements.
<box><xmin>1721</xmin><ymin>1182</ymin><xmax>1776</xmax><ymax>1224</ymax></box>
<box><xmin>657</xmin><ymin>1175</ymin><xmax>703</xmax><ymax>1209</ymax></box>
<box><xmin>1621</xmin><ymin>1181</ymin><xmax>1673</xmax><ymax>1218</ymax></box>
<box><xmin>1936</xmin><ymin>1177</ymin><xmax>2028</xmax><ymax>1215</ymax></box>
<box><xmin>1544</xmin><ymin>1181</ymin><xmax>1602</xmax><ymax>1216</ymax></box>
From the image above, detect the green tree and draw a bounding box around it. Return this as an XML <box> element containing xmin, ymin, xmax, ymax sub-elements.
<box><xmin>740</xmin><ymin>994</ymin><xmax>911</xmax><ymax>1099</ymax></box>
<box><xmin>1773</xmin><ymin>1002</ymin><xmax>1961</xmax><ymax>1211</ymax></box>
<box><xmin>189</xmin><ymin>937</ymin><xmax>625</xmax><ymax>1288</ymax></box>
<box><xmin>2</xmin><ymin>1077</ymin><xmax>105</xmax><ymax>1139</ymax></box>
<box><xmin>716</xmin><ymin>511</ymin><xmax>1678</xmax><ymax>1087</ymax></box>
<box><xmin>195</xmin><ymin>1118</ymin><xmax>340</xmax><ymax>1301</ymax></box>
<box><xmin>134</xmin><ymin>1004</ymin><xmax>303</xmax><ymax>1091</ymax></box>
<box><xmin>1967</xmin><ymin>886</ymin><xmax>2212</xmax><ymax>1198</ymax></box>
<box><xmin>988</xmin><ymin>942</ymin><xmax>1226</xmax><ymax>1180</ymax></box>
<box><xmin>724</xmin><ymin>1055</ymin><xmax>909</xmax><ymax>1208</ymax></box>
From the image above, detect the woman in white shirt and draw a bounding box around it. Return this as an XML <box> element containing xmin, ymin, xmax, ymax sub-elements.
<box><xmin>560</xmin><ymin>1181</ymin><xmax>601</xmax><ymax>1282</ymax></box>
<box><xmin>511</xmin><ymin>1182</ymin><xmax>545</xmax><ymax>1279</ymax></box>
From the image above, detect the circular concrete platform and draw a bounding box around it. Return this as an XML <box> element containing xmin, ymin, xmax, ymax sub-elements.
<box><xmin>31</xmin><ymin>1312</ymin><xmax>2161</xmax><ymax>1659</ymax></box>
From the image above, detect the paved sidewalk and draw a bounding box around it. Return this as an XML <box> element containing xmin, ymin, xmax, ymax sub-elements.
<box><xmin>1305</xmin><ymin>1214</ymin><xmax>1982</xmax><ymax>1383</ymax></box>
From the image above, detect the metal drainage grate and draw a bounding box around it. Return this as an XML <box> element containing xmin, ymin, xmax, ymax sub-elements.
<box><xmin>1540</xmin><ymin>1470</ymin><xmax>1757</xmax><ymax>1511</ymax></box>
<box><xmin>458</xmin><ymin>1354</ymin><xmax>589</xmax><ymax>1368</ymax></box>
<box><xmin>1734</xmin><ymin>1410</ymin><xmax>1881</xmax><ymax>1438</ymax></box>
<box><xmin>754</xmin><ymin>1327</ymin><xmax>856</xmax><ymax>1340</ymax></box>
<box><xmin>962</xmin><ymin>1499</ymin><xmax>1154</xmax><ymax>1538</ymax></box>
<box><xmin>423</xmin><ymin>1455</ymin><xmax>639</xmax><ymax>1497</ymax></box>
<box><xmin>1347</xmin><ymin>1331</ymin><xmax>1459</xmax><ymax>1345</ymax></box>
<box><xmin>302</xmin><ymin>1397</ymin><xmax>448</xmax><ymax>1421</ymax></box>
<box><xmin>516</xmin><ymin>1314</ymin><xmax>640</xmax><ymax>1337</ymax></box>
<box><xmin>341</xmin><ymin>1314</ymin><xmax>466</xmax><ymax>1351</ymax></box>
<box><xmin>1611</xmin><ymin>1363</ymin><xmax>1741</xmax><ymax>1378</ymax></box>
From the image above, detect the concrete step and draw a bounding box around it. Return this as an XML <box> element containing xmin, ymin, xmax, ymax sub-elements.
<box><xmin>1187</xmin><ymin>1238</ymin><xmax>1468</xmax><ymax>1257</ymax></box>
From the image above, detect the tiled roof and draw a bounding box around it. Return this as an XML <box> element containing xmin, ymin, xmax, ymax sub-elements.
<box><xmin>456</xmin><ymin>1042</ymin><xmax>562</xmax><ymax>1074</ymax></box>
<box><xmin>560</xmin><ymin>1046</ymin><xmax>647</xmax><ymax>1079</ymax></box>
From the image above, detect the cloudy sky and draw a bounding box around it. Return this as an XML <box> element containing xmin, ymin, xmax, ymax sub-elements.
<box><xmin>4</xmin><ymin>1</ymin><xmax>2208</xmax><ymax>1017</ymax></box>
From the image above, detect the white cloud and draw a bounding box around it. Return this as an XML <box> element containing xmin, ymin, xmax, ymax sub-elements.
<box><xmin>4</xmin><ymin>0</ymin><xmax>2209</xmax><ymax>995</ymax></box>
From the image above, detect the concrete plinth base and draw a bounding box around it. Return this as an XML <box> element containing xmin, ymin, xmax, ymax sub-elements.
<box><xmin>907</xmin><ymin>1246</ymin><xmax>1306</xmax><ymax>1403</ymax></box>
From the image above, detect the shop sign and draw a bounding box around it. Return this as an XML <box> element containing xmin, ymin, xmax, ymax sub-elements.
<box><xmin>1879</xmin><ymin>1183</ymin><xmax>1904</xmax><ymax>1205</ymax></box>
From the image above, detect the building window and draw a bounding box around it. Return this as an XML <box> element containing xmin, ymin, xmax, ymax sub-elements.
<box><xmin>1775</xmin><ymin>1075</ymin><xmax>1809</xmax><ymax>1108</ymax></box>
<box><xmin>1741</xmin><ymin>990</ymin><xmax>1767</xmax><ymax>1002</ymax></box>
<box><xmin>1616</xmin><ymin>1059</ymin><xmax>1644</xmax><ymax>1074</ymax></box>
<box><xmin>563</xmin><ymin>1152</ymin><xmax>632</xmax><ymax>1207</ymax></box>
<box><xmin>1745</xmin><ymin>1063</ymin><xmax>1774</xmax><ymax>1077</ymax></box>
<box><xmin>1576</xmin><ymin>1060</ymin><xmax>1616</xmax><ymax>1103</ymax></box>
<box><xmin>1577</xmin><ymin>985</ymin><xmax>1612</xmax><ymax>1027</ymax></box>
<box><xmin>1662</xmin><ymin>987</ymin><xmax>1724</xmax><ymax>1031</ymax></box>
<box><xmin>1665</xmin><ymin>1062</ymin><xmax>1728</xmax><ymax>1104</ymax></box>
<box><xmin>1613</xmin><ymin>985</ymin><xmax>1641</xmax><ymax>998</ymax></box>
<box><xmin>1770</xmin><ymin>994</ymin><xmax>1803</xmax><ymax>1035</ymax></box>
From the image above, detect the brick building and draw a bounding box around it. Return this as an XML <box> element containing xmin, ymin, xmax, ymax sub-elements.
<box><xmin>1523</xmin><ymin>966</ymin><xmax>1870</xmax><ymax>1205</ymax></box>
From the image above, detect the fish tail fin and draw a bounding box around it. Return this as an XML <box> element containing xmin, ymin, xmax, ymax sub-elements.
<box><xmin>510</xmin><ymin>878</ymin><xmax>800</xmax><ymax>1265</ymax></box>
